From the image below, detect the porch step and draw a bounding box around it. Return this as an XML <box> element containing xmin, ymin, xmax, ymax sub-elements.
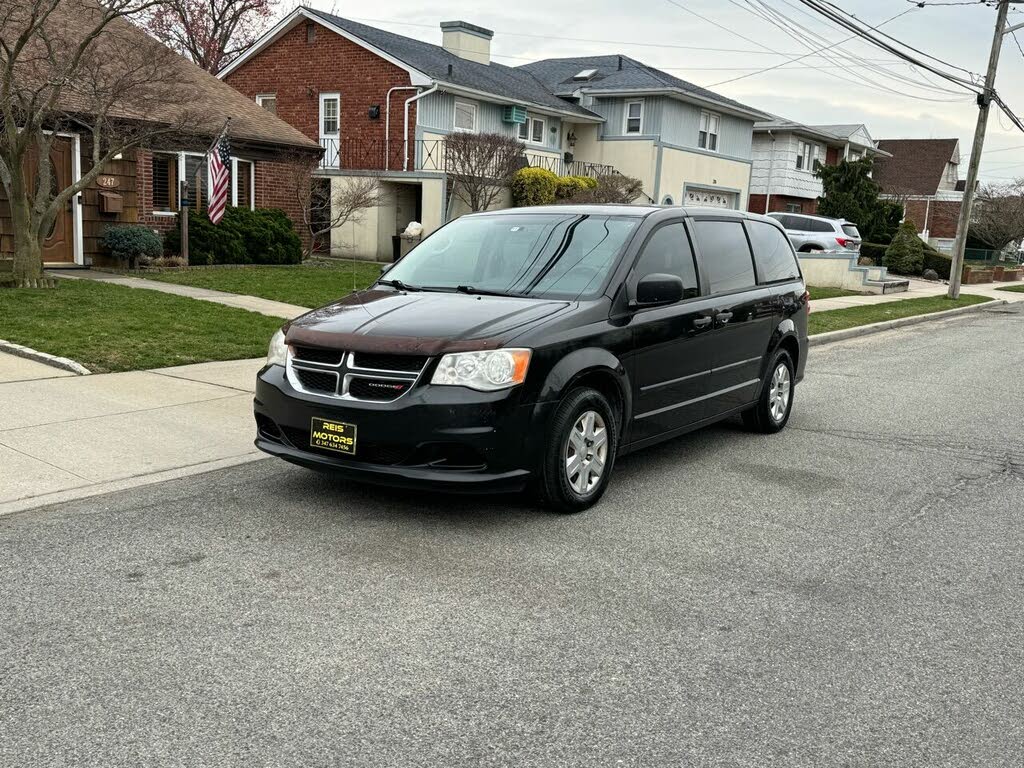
<box><xmin>865</xmin><ymin>278</ymin><xmax>910</xmax><ymax>294</ymax></box>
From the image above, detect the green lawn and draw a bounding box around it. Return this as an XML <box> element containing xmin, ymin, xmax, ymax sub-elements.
<box><xmin>996</xmin><ymin>284</ymin><xmax>1024</xmax><ymax>293</ymax></box>
<box><xmin>808</xmin><ymin>286</ymin><xmax>861</xmax><ymax>301</ymax></box>
<box><xmin>0</xmin><ymin>279</ymin><xmax>284</xmax><ymax>373</ymax></box>
<box><xmin>808</xmin><ymin>294</ymin><xmax>991</xmax><ymax>336</ymax></box>
<box><xmin>146</xmin><ymin>261</ymin><xmax>382</xmax><ymax>308</ymax></box>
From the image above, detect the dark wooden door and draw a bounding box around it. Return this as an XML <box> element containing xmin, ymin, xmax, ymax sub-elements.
<box><xmin>40</xmin><ymin>138</ymin><xmax>74</xmax><ymax>263</ymax></box>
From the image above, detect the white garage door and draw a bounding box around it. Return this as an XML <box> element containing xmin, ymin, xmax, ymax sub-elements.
<box><xmin>685</xmin><ymin>188</ymin><xmax>737</xmax><ymax>209</ymax></box>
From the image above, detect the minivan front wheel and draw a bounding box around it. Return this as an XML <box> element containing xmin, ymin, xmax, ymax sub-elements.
<box><xmin>538</xmin><ymin>387</ymin><xmax>618</xmax><ymax>513</ymax></box>
<box><xmin>743</xmin><ymin>350</ymin><xmax>794</xmax><ymax>433</ymax></box>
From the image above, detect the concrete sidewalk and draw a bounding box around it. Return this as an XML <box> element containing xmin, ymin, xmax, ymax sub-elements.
<box><xmin>0</xmin><ymin>352</ymin><xmax>76</xmax><ymax>383</ymax></box>
<box><xmin>811</xmin><ymin>277</ymin><xmax>1024</xmax><ymax>312</ymax></box>
<box><xmin>0</xmin><ymin>357</ymin><xmax>266</xmax><ymax>515</ymax></box>
<box><xmin>52</xmin><ymin>269</ymin><xmax>310</xmax><ymax>319</ymax></box>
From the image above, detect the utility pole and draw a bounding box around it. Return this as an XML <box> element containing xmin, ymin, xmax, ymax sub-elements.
<box><xmin>948</xmin><ymin>0</ymin><xmax>1012</xmax><ymax>299</ymax></box>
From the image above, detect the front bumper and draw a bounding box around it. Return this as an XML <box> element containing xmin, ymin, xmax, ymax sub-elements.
<box><xmin>253</xmin><ymin>364</ymin><xmax>552</xmax><ymax>494</ymax></box>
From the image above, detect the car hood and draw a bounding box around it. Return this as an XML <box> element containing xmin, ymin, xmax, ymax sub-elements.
<box><xmin>285</xmin><ymin>289</ymin><xmax>571</xmax><ymax>356</ymax></box>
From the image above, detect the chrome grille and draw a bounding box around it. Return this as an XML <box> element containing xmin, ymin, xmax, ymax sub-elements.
<box><xmin>286</xmin><ymin>348</ymin><xmax>428</xmax><ymax>402</ymax></box>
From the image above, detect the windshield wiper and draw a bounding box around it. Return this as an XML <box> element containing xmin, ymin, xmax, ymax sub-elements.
<box><xmin>455</xmin><ymin>285</ymin><xmax>515</xmax><ymax>297</ymax></box>
<box><xmin>378</xmin><ymin>278</ymin><xmax>422</xmax><ymax>292</ymax></box>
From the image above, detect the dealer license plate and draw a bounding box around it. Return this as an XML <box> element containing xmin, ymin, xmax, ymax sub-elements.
<box><xmin>310</xmin><ymin>417</ymin><xmax>357</xmax><ymax>455</ymax></box>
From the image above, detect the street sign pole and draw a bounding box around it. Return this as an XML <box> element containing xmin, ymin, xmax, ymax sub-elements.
<box><xmin>948</xmin><ymin>0</ymin><xmax>1011</xmax><ymax>299</ymax></box>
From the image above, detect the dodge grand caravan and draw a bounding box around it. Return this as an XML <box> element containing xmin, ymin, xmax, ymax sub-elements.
<box><xmin>254</xmin><ymin>206</ymin><xmax>808</xmax><ymax>512</ymax></box>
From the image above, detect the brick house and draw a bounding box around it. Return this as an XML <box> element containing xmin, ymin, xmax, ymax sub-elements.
<box><xmin>220</xmin><ymin>6</ymin><xmax>770</xmax><ymax>261</ymax></box>
<box><xmin>0</xmin><ymin>5</ymin><xmax>321</xmax><ymax>268</ymax></box>
<box><xmin>872</xmin><ymin>138</ymin><xmax>963</xmax><ymax>253</ymax></box>
<box><xmin>748</xmin><ymin>119</ymin><xmax>889</xmax><ymax>216</ymax></box>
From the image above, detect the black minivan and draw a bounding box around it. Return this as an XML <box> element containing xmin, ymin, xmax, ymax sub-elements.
<box><xmin>254</xmin><ymin>205</ymin><xmax>808</xmax><ymax>512</ymax></box>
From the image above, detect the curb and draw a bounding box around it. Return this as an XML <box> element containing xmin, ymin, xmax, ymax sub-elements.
<box><xmin>0</xmin><ymin>339</ymin><xmax>91</xmax><ymax>375</ymax></box>
<box><xmin>808</xmin><ymin>298</ymin><xmax>1007</xmax><ymax>347</ymax></box>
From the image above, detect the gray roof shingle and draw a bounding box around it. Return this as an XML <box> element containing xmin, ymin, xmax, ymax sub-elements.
<box><xmin>304</xmin><ymin>8</ymin><xmax>599</xmax><ymax>119</ymax></box>
<box><xmin>518</xmin><ymin>55</ymin><xmax>768</xmax><ymax>117</ymax></box>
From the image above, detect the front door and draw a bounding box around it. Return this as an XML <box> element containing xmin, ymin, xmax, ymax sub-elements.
<box><xmin>627</xmin><ymin>221</ymin><xmax>717</xmax><ymax>444</ymax></box>
<box><xmin>319</xmin><ymin>92</ymin><xmax>341</xmax><ymax>168</ymax></box>
<box><xmin>26</xmin><ymin>138</ymin><xmax>75</xmax><ymax>263</ymax></box>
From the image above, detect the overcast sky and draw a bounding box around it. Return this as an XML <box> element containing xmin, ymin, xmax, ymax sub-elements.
<box><xmin>305</xmin><ymin>0</ymin><xmax>1024</xmax><ymax>184</ymax></box>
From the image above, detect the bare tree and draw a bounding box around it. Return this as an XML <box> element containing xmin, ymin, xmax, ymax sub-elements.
<box><xmin>444</xmin><ymin>132</ymin><xmax>526</xmax><ymax>213</ymax></box>
<box><xmin>967</xmin><ymin>180</ymin><xmax>1024</xmax><ymax>251</ymax></box>
<box><xmin>1</xmin><ymin>0</ymin><xmax>205</xmax><ymax>283</ymax></box>
<box><xmin>565</xmin><ymin>173</ymin><xmax>645</xmax><ymax>205</ymax></box>
<box><xmin>138</xmin><ymin>0</ymin><xmax>276</xmax><ymax>75</ymax></box>
<box><xmin>284</xmin><ymin>156</ymin><xmax>382</xmax><ymax>259</ymax></box>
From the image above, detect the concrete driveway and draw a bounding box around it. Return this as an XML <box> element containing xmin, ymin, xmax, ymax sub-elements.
<box><xmin>1</xmin><ymin>305</ymin><xmax>1022</xmax><ymax>766</ymax></box>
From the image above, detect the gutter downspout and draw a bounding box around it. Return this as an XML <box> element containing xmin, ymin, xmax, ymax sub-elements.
<box><xmin>404</xmin><ymin>84</ymin><xmax>439</xmax><ymax>172</ymax></box>
<box><xmin>385</xmin><ymin>86</ymin><xmax>420</xmax><ymax>171</ymax></box>
<box><xmin>764</xmin><ymin>130</ymin><xmax>775</xmax><ymax>214</ymax></box>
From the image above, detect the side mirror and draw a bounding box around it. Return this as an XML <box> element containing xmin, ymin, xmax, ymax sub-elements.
<box><xmin>634</xmin><ymin>273</ymin><xmax>684</xmax><ymax>307</ymax></box>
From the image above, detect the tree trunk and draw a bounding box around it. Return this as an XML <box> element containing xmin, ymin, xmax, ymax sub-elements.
<box><xmin>10</xmin><ymin>196</ymin><xmax>45</xmax><ymax>282</ymax></box>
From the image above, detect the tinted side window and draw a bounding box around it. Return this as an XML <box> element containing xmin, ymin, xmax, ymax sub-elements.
<box><xmin>692</xmin><ymin>220</ymin><xmax>756</xmax><ymax>295</ymax></box>
<box><xmin>811</xmin><ymin>219</ymin><xmax>834</xmax><ymax>233</ymax></box>
<box><xmin>633</xmin><ymin>222</ymin><xmax>699</xmax><ymax>299</ymax></box>
<box><xmin>788</xmin><ymin>216</ymin><xmax>809</xmax><ymax>231</ymax></box>
<box><xmin>747</xmin><ymin>221</ymin><xmax>800</xmax><ymax>284</ymax></box>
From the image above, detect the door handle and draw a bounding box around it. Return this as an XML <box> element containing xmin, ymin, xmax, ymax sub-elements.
<box><xmin>693</xmin><ymin>316</ymin><xmax>712</xmax><ymax>329</ymax></box>
<box><xmin>715</xmin><ymin>311</ymin><xmax>734</xmax><ymax>324</ymax></box>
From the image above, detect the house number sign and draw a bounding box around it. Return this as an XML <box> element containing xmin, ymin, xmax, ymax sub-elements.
<box><xmin>97</xmin><ymin>175</ymin><xmax>119</xmax><ymax>189</ymax></box>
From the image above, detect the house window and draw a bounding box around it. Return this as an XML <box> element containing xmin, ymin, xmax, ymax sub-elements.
<box><xmin>454</xmin><ymin>100</ymin><xmax>478</xmax><ymax>132</ymax></box>
<box><xmin>530</xmin><ymin>118</ymin><xmax>546</xmax><ymax>144</ymax></box>
<box><xmin>183</xmin><ymin>153</ymin><xmax>208</xmax><ymax>213</ymax></box>
<box><xmin>518</xmin><ymin>120</ymin><xmax>529</xmax><ymax>140</ymax></box>
<box><xmin>624</xmin><ymin>100</ymin><xmax>643</xmax><ymax>134</ymax></box>
<box><xmin>785</xmin><ymin>202</ymin><xmax>802</xmax><ymax>213</ymax></box>
<box><xmin>699</xmin><ymin>110</ymin><xmax>720</xmax><ymax>151</ymax></box>
<box><xmin>796</xmin><ymin>141</ymin><xmax>818</xmax><ymax>171</ymax></box>
<box><xmin>151</xmin><ymin>153</ymin><xmax>178</xmax><ymax>212</ymax></box>
<box><xmin>256</xmin><ymin>94</ymin><xmax>277</xmax><ymax>115</ymax></box>
<box><xmin>233</xmin><ymin>159</ymin><xmax>254</xmax><ymax>209</ymax></box>
<box><xmin>320</xmin><ymin>93</ymin><xmax>340</xmax><ymax>136</ymax></box>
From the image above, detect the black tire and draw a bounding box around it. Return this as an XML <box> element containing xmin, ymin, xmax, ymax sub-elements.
<box><xmin>742</xmin><ymin>350</ymin><xmax>795</xmax><ymax>434</ymax></box>
<box><xmin>537</xmin><ymin>387</ymin><xmax>619</xmax><ymax>514</ymax></box>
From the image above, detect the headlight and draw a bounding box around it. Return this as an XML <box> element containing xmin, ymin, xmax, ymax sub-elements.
<box><xmin>431</xmin><ymin>348</ymin><xmax>531</xmax><ymax>391</ymax></box>
<box><xmin>266</xmin><ymin>329</ymin><xmax>288</xmax><ymax>367</ymax></box>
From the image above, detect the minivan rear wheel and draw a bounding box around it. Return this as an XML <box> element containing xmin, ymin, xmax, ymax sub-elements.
<box><xmin>537</xmin><ymin>387</ymin><xmax>618</xmax><ymax>513</ymax></box>
<box><xmin>742</xmin><ymin>350</ymin><xmax>794</xmax><ymax>433</ymax></box>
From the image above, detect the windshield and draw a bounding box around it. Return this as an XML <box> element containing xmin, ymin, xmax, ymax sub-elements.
<box><xmin>381</xmin><ymin>213</ymin><xmax>640</xmax><ymax>299</ymax></box>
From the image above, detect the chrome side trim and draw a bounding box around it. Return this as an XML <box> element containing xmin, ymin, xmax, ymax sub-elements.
<box><xmin>711</xmin><ymin>356</ymin><xmax>762</xmax><ymax>374</ymax></box>
<box><xmin>635</xmin><ymin>379</ymin><xmax>759</xmax><ymax>420</ymax></box>
<box><xmin>640</xmin><ymin>369</ymin><xmax>709</xmax><ymax>393</ymax></box>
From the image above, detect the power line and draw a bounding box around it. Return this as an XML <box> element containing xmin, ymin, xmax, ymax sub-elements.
<box><xmin>704</xmin><ymin>3</ymin><xmax>918</xmax><ymax>87</ymax></box>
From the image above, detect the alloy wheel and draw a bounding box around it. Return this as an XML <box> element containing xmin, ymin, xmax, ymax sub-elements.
<box><xmin>769</xmin><ymin>363</ymin><xmax>791</xmax><ymax>422</ymax></box>
<box><xmin>565</xmin><ymin>410</ymin><xmax>608</xmax><ymax>495</ymax></box>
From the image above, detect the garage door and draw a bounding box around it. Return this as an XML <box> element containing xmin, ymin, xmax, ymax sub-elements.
<box><xmin>685</xmin><ymin>188</ymin><xmax>737</xmax><ymax>209</ymax></box>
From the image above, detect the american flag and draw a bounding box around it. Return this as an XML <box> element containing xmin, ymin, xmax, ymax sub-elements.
<box><xmin>207</xmin><ymin>132</ymin><xmax>231</xmax><ymax>224</ymax></box>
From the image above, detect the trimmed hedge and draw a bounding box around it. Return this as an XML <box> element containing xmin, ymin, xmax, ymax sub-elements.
<box><xmin>883</xmin><ymin>221</ymin><xmax>924</xmax><ymax>276</ymax></box>
<box><xmin>511</xmin><ymin>167</ymin><xmax>559</xmax><ymax>207</ymax></box>
<box><xmin>862</xmin><ymin>239</ymin><xmax>952</xmax><ymax>279</ymax></box>
<box><xmin>860</xmin><ymin>242</ymin><xmax>887</xmax><ymax>265</ymax></box>
<box><xmin>101</xmin><ymin>225</ymin><xmax>162</xmax><ymax>266</ymax></box>
<box><xmin>555</xmin><ymin>175</ymin><xmax>598</xmax><ymax>200</ymax></box>
<box><xmin>164</xmin><ymin>207</ymin><xmax>302</xmax><ymax>266</ymax></box>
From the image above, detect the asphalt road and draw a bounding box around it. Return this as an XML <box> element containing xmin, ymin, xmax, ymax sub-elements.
<box><xmin>2</xmin><ymin>305</ymin><xmax>1023</xmax><ymax>767</ymax></box>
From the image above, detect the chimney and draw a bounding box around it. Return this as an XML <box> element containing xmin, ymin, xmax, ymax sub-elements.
<box><xmin>441</xmin><ymin>21</ymin><xmax>493</xmax><ymax>65</ymax></box>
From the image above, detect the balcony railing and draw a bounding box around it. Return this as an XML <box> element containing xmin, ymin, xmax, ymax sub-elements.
<box><xmin>318</xmin><ymin>137</ymin><xmax>617</xmax><ymax>180</ymax></box>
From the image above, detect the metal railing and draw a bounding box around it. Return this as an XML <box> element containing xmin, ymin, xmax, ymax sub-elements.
<box><xmin>318</xmin><ymin>137</ymin><xmax>618</xmax><ymax>179</ymax></box>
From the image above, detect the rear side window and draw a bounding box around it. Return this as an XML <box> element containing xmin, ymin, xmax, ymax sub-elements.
<box><xmin>692</xmin><ymin>220</ymin><xmax>756</xmax><ymax>295</ymax></box>
<box><xmin>811</xmin><ymin>219</ymin><xmax>834</xmax><ymax>233</ymax></box>
<box><xmin>842</xmin><ymin>224</ymin><xmax>860</xmax><ymax>238</ymax></box>
<box><xmin>746</xmin><ymin>221</ymin><xmax>800</xmax><ymax>284</ymax></box>
<box><xmin>787</xmin><ymin>216</ymin><xmax>808</xmax><ymax>230</ymax></box>
<box><xmin>633</xmin><ymin>222</ymin><xmax>699</xmax><ymax>299</ymax></box>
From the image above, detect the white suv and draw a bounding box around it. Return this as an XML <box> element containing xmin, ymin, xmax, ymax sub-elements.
<box><xmin>767</xmin><ymin>213</ymin><xmax>862</xmax><ymax>253</ymax></box>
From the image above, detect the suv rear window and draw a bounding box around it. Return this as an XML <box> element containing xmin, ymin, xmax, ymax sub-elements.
<box><xmin>692</xmin><ymin>220</ymin><xmax>756</xmax><ymax>294</ymax></box>
<box><xmin>746</xmin><ymin>221</ymin><xmax>800</xmax><ymax>284</ymax></box>
<box><xmin>841</xmin><ymin>224</ymin><xmax>861</xmax><ymax>238</ymax></box>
